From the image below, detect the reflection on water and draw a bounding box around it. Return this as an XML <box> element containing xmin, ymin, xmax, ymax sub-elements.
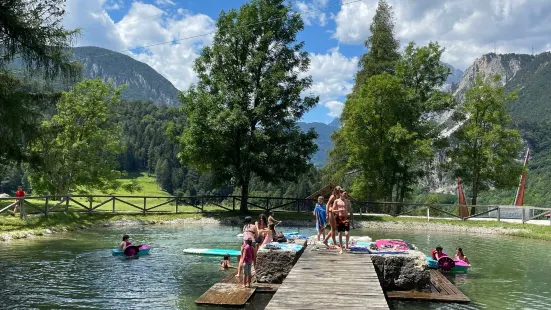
<box><xmin>0</xmin><ymin>225</ymin><xmax>550</xmax><ymax>309</ymax></box>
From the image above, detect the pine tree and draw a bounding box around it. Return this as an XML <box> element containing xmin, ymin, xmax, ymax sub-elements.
<box><xmin>0</xmin><ymin>0</ymin><xmax>80</xmax><ymax>163</ymax></box>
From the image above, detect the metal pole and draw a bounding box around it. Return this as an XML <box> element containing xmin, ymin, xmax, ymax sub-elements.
<box><xmin>522</xmin><ymin>207</ymin><xmax>525</xmax><ymax>223</ymax></box>
<box><xmin>426</xmin><ymin>206</ymin><xmax>430</xmax><ymax>222</ymax></box>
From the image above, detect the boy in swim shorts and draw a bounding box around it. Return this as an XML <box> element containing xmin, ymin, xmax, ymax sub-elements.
<box><xmin>333</xmin><ymin>197</ymin><xmax>350</xmax><ymax>253</ymax></box>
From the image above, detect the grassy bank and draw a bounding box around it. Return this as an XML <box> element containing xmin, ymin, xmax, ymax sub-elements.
<box><xmin>2</xmin><ymin>211</ymin><xmax>551</xmax><ymax>242</ymax></box>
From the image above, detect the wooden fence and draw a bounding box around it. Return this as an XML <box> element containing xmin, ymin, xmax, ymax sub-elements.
<box><xmin>1</xmin><ymin>195</ymin><xmax>550</xmax><ymax>224</ymax></box>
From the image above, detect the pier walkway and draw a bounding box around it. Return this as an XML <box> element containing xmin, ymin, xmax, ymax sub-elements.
<box><xmin>265</xmin><ymin>246</ymin><xmax>389</xmax><ymax>310</ymax></box>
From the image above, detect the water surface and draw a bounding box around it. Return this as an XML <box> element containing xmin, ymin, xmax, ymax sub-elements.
<box><xmin>0</xmin><ymin>224</ymin><xmax>550</xmax><ymax>309</ymax></box>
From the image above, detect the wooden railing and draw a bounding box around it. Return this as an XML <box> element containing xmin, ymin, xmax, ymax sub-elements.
<box><xmin>1</xmin><ymin>195</ymin><xmax>550</xmax><ymax>224</ymax></box>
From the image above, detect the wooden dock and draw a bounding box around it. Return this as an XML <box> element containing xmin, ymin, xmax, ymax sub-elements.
<box><xmin>265</xmin><ymin>247</ymin><xmax>389</xmax><ymax>310</ymax></box>
<box><xmin>386</xmin><ymin>269</ymin><xmax>470</xmax><ymax>303</ymax></box>
<box><xmin>195</xmin><ymin>272</ymin><xmax>281</xmax><ymax>306</ymax></box>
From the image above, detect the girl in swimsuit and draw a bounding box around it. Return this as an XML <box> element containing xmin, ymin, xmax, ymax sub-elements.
<box><xmin>454</xmin><ymin>248</ymin><xmax>470</xmax><ymax>264</ymax></box>
<box><xmin>322</xmin><ymin>186</ymin><xmax>342</xmax><ymax>248</ymax></box>
<box><xmin>256</xmin><ymin>214</ymin><xmax>268</xmax><ymax>244</ymax></box>
<box><xmin>118</xmin><ymin>234</ymin><xmax>132</xmax><ymax>251</ymax></box>
<box><xmin>258</xmin><ymin>223</ymin><xmax>277</xmax><ymax>246</ymax></box>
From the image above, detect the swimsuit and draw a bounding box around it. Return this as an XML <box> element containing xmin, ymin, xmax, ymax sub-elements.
<box><xmin>335</xmin><ymin>215</ymin><xmax>350</xmax><ymax>232</ymax></box>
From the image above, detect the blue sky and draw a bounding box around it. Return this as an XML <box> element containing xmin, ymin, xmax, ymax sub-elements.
<box><xmin>63</xmin><ymin>0</ymin><xmax>551</xmax><ymax>123</ymax></box>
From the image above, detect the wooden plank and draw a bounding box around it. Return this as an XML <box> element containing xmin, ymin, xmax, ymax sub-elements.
<box><xmin>387</xmin><ymin>270</ymin><xmax>470</xmax><ymax>303</ymax></box>
<box><xmin>265</xmin><ymin>247</ymin><xmax>389</xmax><ymax>310</ymax></box>
<box><xmin>194</xmin><ymin>283</ymin><xmax>255</xmax><ymax>306</ymax></box>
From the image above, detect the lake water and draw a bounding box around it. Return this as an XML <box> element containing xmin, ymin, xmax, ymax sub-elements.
<box><xmin>0</xmin><ymin>224</ymin><xmax>550</xmax><ymax>309</ymax></box>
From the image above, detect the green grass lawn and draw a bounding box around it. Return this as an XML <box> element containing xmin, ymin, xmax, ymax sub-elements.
<box><xmin>1</xmin><ymin>172</ymin><xmax>236</xmax><ymax>214</ymax></box>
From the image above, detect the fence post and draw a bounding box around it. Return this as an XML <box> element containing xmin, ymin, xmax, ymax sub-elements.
<box><xmin>426</xmin><ymin>206</ymin><xmax>430</xmax><ymax>222</ymax></box>
<box><xmin>266</xmin><ymin>197</ymin><xmax>269</xmax><ymax>211</ymax></box>
<box><xmin>112</xmin><ymin>196</ymin><xmax>115</xmax><ymax>212</ymax></box>
<box><xmin>201</xmin><ymin>197</ymin><xmax>204</xmax><ymax>213</ymax></box>
<box><xmin>143</xmin><ymin>197</ymin><xmax>147</xmax><ymax>215</ymax></box>
<box><xmin>296</xmin><ymin>200</ymin><xmax>300</xmax><ymax>213</ymax></box>
<box><xmin>65</xmin><ymin>196</ymin><xmax>69</xmax><ymax>213</ymax></box>
<box><xmin>19</xmin><ymin>198</ymin><xmax>24</xmax><ymax>219</ymax></box>
<box><xmin>45</xmin><ymin>197</ymin><xmax>49</xmax><ymax>216</ymax></box>
<box><xmin>89</xmin><ymin>195</ymin><xmax>93</xmax><ymax>213</ymax></box>
<box><xmin>522</xmin><ymin>207</ymin><xmax>525</xmax><ymax>223</ymax></box>
<box><xmin>175</xmin><ymin>196</ymin><xmax>179</xmax><ymax>214</ymax></box>
<box><xmin>497</xmin><ymin>207</ymin><xmax>500</xmax><ymax>222</ymax></box>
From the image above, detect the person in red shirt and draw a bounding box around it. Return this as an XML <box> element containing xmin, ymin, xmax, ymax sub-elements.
<box><xmin>13</xmin><ymin>186</ymin><xmax>25</xmax><ymax>216</ymax></box>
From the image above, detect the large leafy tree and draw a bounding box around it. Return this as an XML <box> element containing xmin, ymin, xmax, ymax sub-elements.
<box><xmin>0</xmin><ymin>0</ymin><xmax>80</xmax><ymax>163</ymax></box>
<box><xmin>446</xmin><ymin>74</ymin><xmax>523</xmax><ymax>213</ymax></box>
<box><xmin>177</xmin><ymin>0</ymin><xmax>318</xmax><ymax>211</ymax></box>
<box><xmin>28</xmin><ymin>79</ymin><xmax>129</xmax><ymax>195</ymax></box>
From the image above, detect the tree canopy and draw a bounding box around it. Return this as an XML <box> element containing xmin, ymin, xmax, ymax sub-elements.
<box><xmin>28</xmin><ymin>79</ymin><xmax>130</xmax><ymax>195</ymax></box>
<box><xmin>177</xmin><ymin>0</ymin><xmax>318</xmax><ymax>211</ymax></box>
<box><xmin>446</xmin><ymin>74</ymin><xmax>523</xmax><ymax>209</ymax></box>
<box><xmin>0</xmin><ymin>0</ymin><xmax>80</xmax><ymax>164</ymax></box>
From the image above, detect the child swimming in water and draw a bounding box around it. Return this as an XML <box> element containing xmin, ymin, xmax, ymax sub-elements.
<box><xmin>220</xmin><ymin>254</ymin><xmax>237</xmax><ymax>270</ymax></box>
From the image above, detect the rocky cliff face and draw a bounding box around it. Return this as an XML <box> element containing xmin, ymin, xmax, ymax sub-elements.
<box><xmin>427</xmin><ymin>52</ymin><xmax>544</xmax><ymax>194</ymax></box>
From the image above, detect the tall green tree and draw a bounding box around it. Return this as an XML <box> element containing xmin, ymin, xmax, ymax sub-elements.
<box><xmin>326</xmin><ymin>0</ymin><xmax>400</xmax><ymax>185</ymax></box>
<box><xmin>353</xmin><ymin>0</ymin><xmax>400</xmax><ymax>90</ymax></box>
<box><xmin>0</xmin><ymin>0</ymin><xmax>80</xmax><ymax>163</ymax></box>
<box><xmin>178</xmin><ymin>0</ymin><xmax>318</xmax><ymax>211</ymax></box>
<box><xmin>28</xmin><ymin>79</ymin><xmax>129</xmax><ymax>195</ymax></box>
<box><xmin>446</xmin><ymin>74</ymin><xmax>523</xmax><ymax>213</ymax></box>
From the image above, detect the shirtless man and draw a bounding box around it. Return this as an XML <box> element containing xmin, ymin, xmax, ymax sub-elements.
<box><xmin>333</xmin><ymin>196</ymin><xmax>350</xmax><ymax>253</ymax></box>
<box><xmin>322</xmin><ymin>186</ymin><xmax>342</xmax><ymax>249</ymax></box>
<box><xmin>343</xmin><ymin>191</ymin><xmax>354</xmax><ymax>229</ymax></box>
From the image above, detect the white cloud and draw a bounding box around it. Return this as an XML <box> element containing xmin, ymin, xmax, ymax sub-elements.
<box><xmin>323</xmin><ymin>100</ymin><xmax>344</xmax><ymax>117</ymax></box>
<box><xmin>305</xmin><ymin>47</ymin><xmax>358</xmax><ymax>117</ymax></box>
<box><xmin>333</xmin><ymin>0</ymin><xmax>551</xmax><ymax>69</ymax></box>
<box><xmin>64</xmin><ymin>0</ymin><xmax>215</xmax><ymax>91</ymax></box>
<box><xmin>296</xmin><ymin>0</ymin><xmax>328</xmax><ymax>26</ymax></box>
<box><xmin>156</xmin><ymin>0</ymin><xmax>176</xmax><ymax>6</ymax></box>
<box><xmin>64</xmin><ymin>0</ymin><xmax>125</xmax><ymax>50</ymax></box>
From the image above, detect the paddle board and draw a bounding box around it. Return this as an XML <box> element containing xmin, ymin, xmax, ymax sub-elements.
<box><xmin>183</xmin><ymin>248</ymin><xmax>241</xmax><ymax>257</ymax></box>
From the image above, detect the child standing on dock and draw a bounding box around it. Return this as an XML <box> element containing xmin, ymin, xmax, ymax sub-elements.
<box><xmin>241</xmin><ymin>237</ymin><xmax>256</xmax><ymax>288</ymax></box>
<box><xmin>333</xmin><ymin>196</ymin><xmax>350</xmax><ymax>253</ymax></box>
<box><xmin>313</xmin><ymin>196</ymin><xmax>326</xmax><ymax>241</ymax></box>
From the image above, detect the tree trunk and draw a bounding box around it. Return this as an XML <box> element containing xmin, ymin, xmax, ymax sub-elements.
<box><xmin>240</xmin><ymin>179</ymin><xmax>249</xmax><ymax>212</ymax></box>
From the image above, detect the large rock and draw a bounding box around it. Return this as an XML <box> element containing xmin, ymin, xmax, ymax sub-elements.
<box><xmin>255</xmin><ymin>240</ymin><xmax>306</xmax><ymax>284</ymax></box>
<box><xmin>370</xmin><ymin>250</ymin><xmax>431</xmax><ymax>292</ymax></box>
